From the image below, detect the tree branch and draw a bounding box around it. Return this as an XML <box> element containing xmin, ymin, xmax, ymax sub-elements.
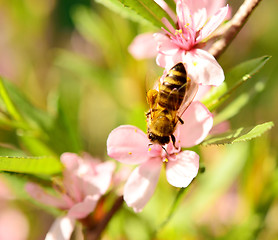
<box><xmin>209</xmin><ymin>0</ymin><xmax>263</xmax><ymax>59</ymax></box>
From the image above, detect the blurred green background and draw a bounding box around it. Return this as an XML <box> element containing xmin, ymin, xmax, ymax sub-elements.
<box><xmin>0</xmin><ymin>0</ymin><xmax>277</xmax><ymax>239</ymax></box>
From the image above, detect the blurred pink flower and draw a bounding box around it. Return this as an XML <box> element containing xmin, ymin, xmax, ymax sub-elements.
<box><xmin>0</xmin><ymin>208</ymin><xmax>29</xmax><ymax>240</ymax></box>
<box><xmin>107</xmin><ymin>101</ymin><xmax>213</xmax><ymax>212</ymax></box>
<box><xmin>209</xmin><ymin>120</ymin><xmax>230</xmax><ymax>135</ymax></box>
<box><xmin>0</xmin><ymin>178</ymin><xmax>29</xmax><ymax>240</ymax></box>
<box><xmin>129</xmin><ymin>0</ymin><xmax>229</xmax><ymax>86</ymax></box>
<box><xmin>26</xmin><ymin>153</ymin><xmax>115</xmax><ymax>240</ymax></box>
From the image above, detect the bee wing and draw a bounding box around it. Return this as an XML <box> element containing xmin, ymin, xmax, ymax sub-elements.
<box><xmin>177</xmin><ymin>79</ymin><xmax>199</xmax><ymax>118</ymax></box>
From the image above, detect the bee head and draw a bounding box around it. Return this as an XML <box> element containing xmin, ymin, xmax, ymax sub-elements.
<box><xmin>148</xmin><ymin>132</ymin><xmax>170</xmax><ymax>145</ymax></box>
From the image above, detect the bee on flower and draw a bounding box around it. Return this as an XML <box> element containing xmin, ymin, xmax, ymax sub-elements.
<box><xmin>107</xmin><ymin>100</ymin><xmax>213</xmax><ymax>212</ymax></box>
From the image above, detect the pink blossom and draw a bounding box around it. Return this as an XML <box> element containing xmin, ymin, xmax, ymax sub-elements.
<box><xmin>209</xmin><ymin>120</ymin><xmax>230</xmax><ymax>135</ymax></box>
<box><xmin>26</xmin><ymin>153</ymin><xmax>115</xmax><ymax>240</ymax></box>
<box><xmin>107</xmin><ymin>101</ymin><xmax>213</xmax><ymax>212</ymax></box>
<box><xmin>0</xmin><ymin>208</ymin><xmax>29</xmax><ymax>240</ymax></box>
<box><xmin>128</xmin><ymin>33</ymin><xmax>159</xmax><ymax>60</ymax></box>
<box><xmin>129</xmin><ymin>0</ymin><xmax>229</xmax><ymax>86</ymax></box>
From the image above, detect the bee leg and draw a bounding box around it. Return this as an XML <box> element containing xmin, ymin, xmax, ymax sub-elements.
<box><xmin>170</xmin><ymin>134</ymin><xmax>178</xmax><ymax>149</ymax></box>
<box><xmin>178</xmin><ymin>117</ymin><xmax>184</xmax><ymax>124</ymax></box>
<box><xmin>161</xmin><ymin>146</ymin><xmax>169</xmax><ymax>157</ymax></box>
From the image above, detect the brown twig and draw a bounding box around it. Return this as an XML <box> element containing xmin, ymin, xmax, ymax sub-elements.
<box><xmin>209</xmin><ymin>0</ymin><xmax>263</xmax><ymax>59</ymax></box>
<box><xmin>85</xmin><ymin>195</ymin><xmax>124</xmax><ymax>240</ymax></box>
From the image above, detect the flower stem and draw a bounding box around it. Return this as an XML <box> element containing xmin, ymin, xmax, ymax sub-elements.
<box><xmin>209</xmin><ymin>0</ymin><xmax>263</xmax><ymax>59</ymax></box>
<box><xmin>85</xmin><ymin>195</ymin><xmax>124</xmax><ymax>240</ymax></box>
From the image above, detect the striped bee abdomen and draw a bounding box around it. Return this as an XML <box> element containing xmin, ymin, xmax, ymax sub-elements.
<box><xmin>158</xmin><ymin>63</ymin><xmax>187</xmax><ymax>110</ymax></box>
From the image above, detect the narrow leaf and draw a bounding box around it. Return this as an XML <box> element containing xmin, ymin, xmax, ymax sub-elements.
<box><xmin>19</xmin><ymin>135</ymin><xmax>57</xmax><ymax>157</ymax></box>
<box><xmin>0</xmin><ymin>77</ymin><xmax>23</xmax><ymax>122</ymax></box>
<box><xmin>213</xmin><ymin>79</ymin><xmax>266</xmax><ymax>125</ymax></box>
<box><xmin>95</xmin><ymin>0</ymin><xmax>154</xmax><ymax>26</ymax></box>
<box><xmin>117</xmin><ymin>0</ymin><xmax>175</xmax><ymax>29</ymax></box>
<box><xmin>202</xmin><ymin>56</ymin><xmax>271</xmax><ymax>112</ymax></box>
<box><xmin>202</xmin><ymin>122</ymin><xmax>274</xmax><ymax>146</ymax></box>
<box><xmin>163</xmin><ymin>0</ymin><xmax>176</xmax><ymax>12</ymax></box>
<box><xmin>1</xmin><ymin>78</ymin><xmax>53</xmax><ymax>132</ymax></box>
<box><xmin>0</xmin><ymin>156</ymin><xmax>62</xmax><ymax>175</ymax></box>
<box><xmin>225</xmin><ymin>55</ymin><xmax>271</xmax><ymax>86</ymax></box>
<box><xmin>53</xmin><ymin>76</ymin><xmax>82</xmax><ymax>153</ymax></box>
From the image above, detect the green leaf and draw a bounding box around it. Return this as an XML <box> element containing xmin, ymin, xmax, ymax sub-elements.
<box><xmin>0</xmin><ymin>77</ymin><xmax>23</xmax><ymax>122</ymax></box>
<box><xmin>72</xmin><ymin>6</ymin><xmax>133</xmax><ymax>67</ymax></box>
<box><xmin>202</xmin><ymin>56</ymin><xmax>271</xmax><ymax>112</ymax></box>
<box><xmin>0</xmin><ymin>156</ymin><xmax>62</xmax><ymax>175</ymax></box>
<box><xmin>72</xmin><ymin>6</ymin><xmax>114</xmax><ymax>48</ymax></box>
<box><xmin>202</xmin><ymin>122</ymin><xmax>274</xmax><ymax>146</ymax></box>
<box><xmin>225</xmin><ymin>55</ymin><xmax>271</xmax><ymax>86</ymax></box>
<box><xmin>201</xmin><ymin>82</ymin><xmax>228</xmax><ymax>109</ymax></box>
<box><xmin>54</xmin><ymin>50</ymin><xmax>112</xmax><ymax>89</ymax></box>
<box><xmin>45</xmin><ymin>76</ymin><xmax>82</xmax><ymax>154</ymax></box>
<box><xmin>163</xmin><ymin>0</ymin><xmax>176</xmax><ymax>12</ymax></box>
<box><xmin>213</xmin><ymin>78</ymin><xmax>266</xmax><ymax>125</ymax></box>
<box><xmin>95</xmin><ymin>0</ymin><xmax>154</xmax><ymax>26</ymax></box>
<box><xmin>116</xmin><ymin>0</ymin><xmax>175</xmax><ymax>29</ymax></box>
<box><xmin>18</xmin><ymin>135</ymin><xmax>57</xmax><ymax>157</ymax></box>
<box><xmin>0</xmin><ymin>145</ymin><xmax>26</xmax><ymax>157</ymax></box>
<box><xmin>1</xmin><ymin>78</ymin><xmax>53</xmax><ymax>132</ymax></box>
<box><xmin>54</xmin><ymin>77</ymin><xmax>82</xmax><ymax>153</ymax></box>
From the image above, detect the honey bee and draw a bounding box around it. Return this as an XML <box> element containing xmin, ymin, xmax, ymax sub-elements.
<box><xmin>146</xmin><ymin>62</ymin><xmax>198</xmax><ymax>148</ymax></box>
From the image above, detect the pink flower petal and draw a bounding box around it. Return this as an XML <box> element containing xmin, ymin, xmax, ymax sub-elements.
<box><xmin>25</xmin><ymin>183</ymin><xmax>69</xmax><ymax>209</ymax></box>
<box><xmin>158</xmin><ymin>41</ymin><xmax>180</xmax><ymax>56</ymax></box>
<box><xmin>107</xmin><ymin>125</ymin><xmax>150</xmax><ymax>165</ymax></box>
<box><xmin>45</xmin><ymin>216</ymin><xmax>75</xmax><ymax>240</ymax></box>
<box><xmin>191</xmin><ymin>7</ymin><xmax>207</xmax><ymax>31</ymax></box>
<box><xmin>154</xmin><ymin>33</ymin><xmax>179</xmax><ymax>55</ymax></box>
<box><xmin>166</xmin><ymin>150</ymin><xmax>199</xmax><ymax>188</ymax></box>
<box><xmin>197</xmin><ymin>5</ymin><xmax>229</xmax><ymax>42</ymax></box>
<box><xmin>156</xmin><ymin>50</ymin><xmax>183</xmax><ymax>71</ymax></box>
<box><xmin>67</xmin><ymin>195</ymin><xmax>99</xmax><ymax>219</ymax></box>
<box><xmin>194</xmin><ymin>85</ymin><xmax>211</xmax><ymax>101</ymax></box>
<box><xmin>62</xmin><ymin>163</ymin><xmax>84</xmax><ymax>203</ymax></box>
<box><xmin>178</xmin><ymin>101</ymin><xmax>213</xmax><ymax>147</ymax></box>
<box><xmin>183</xmin><ymin>49</ymin><xmax>225</xmax><ymax>86</ymax></box>
<box><xmin>60</xmin><ymin>152</ymin><xmax>79</xmax><ymax>171</ymax></box>
<box><xmin>82</xmin><ymin>161</ymin><xmax>115</xmax><ymax>196</ymax></box>
<box><xmin>186</xmin><ymin>0</ymin><xmax>227</xmax><ymax>19</ymax></box>
<box><xmin>124</xmin><ymin>158</ymin><xmax>162</xmax><ymax>212</ymax></box>
<box><xmin>176</xmin><ymin>0</ymin><xmax>192</xmax><ymax>27</ymax></box>
<box><xmin>128</xmin><ymin>33</ymin><xmax>158</xmax><ymax>59</ymax></box>
<box><xmin>161</xmin><ymin>17</ymin><xmax>176</xmax><ymax>34</ymax></box>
